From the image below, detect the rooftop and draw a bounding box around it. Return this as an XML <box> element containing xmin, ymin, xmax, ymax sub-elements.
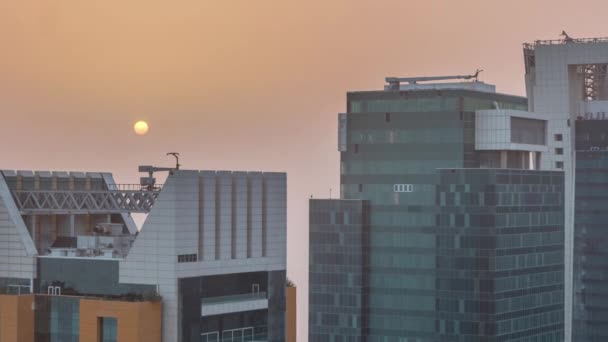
<box><xmin>524</xmin><ymin>36</ymin><xmax>608</xmax><ymax>49</ymax></box>
<box><xmin>384</xmin><ymin>71</ymin><xmax>497</xmax><ymax>93</ymax></box>
<box><xmin>1</xmin><ymin>170</ymin><xmax>162</xmax><ymax>215</ymax></box>
<box><xmin>385</xmin><ymin>81</ymin><xmax>496</xmax><ymax>93</ymax></box>
<box><xmin>0</xmin><ymin>167</ymin><xmax>169</xmax><ymax>261</ymax></box>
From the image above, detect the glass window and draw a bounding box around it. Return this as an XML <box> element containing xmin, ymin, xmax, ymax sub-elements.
<box><xmin>99</xmin><ymin>317</ymin><xmax>117</xmax><ymax>342</ymax></box>
<box><xmin>349</xmin><ymin>101</ymin><xmax>362</xmax><ymax>113</ymax></box>
<box><xmin>177</xmin><ymin>254</ymin><xmax>197</xmax><ymax>263</ymax></box>
<box><xmin>201</xmin><ymin>331</ymin><xmax>219</xmax><ymax>342</ymax></box>
<box><xmin>463</xmin><ymin>97</ymin><xmax>527</xmax><ymax>111</ymax></box>
<box><xmin>351</xmin><ymin>96</ymin><xmax>461</xmax><ymax>113</ymax></box>
<box><xmin>511</xmin><ymin>117</ymin><xmax>546</xmax><ymax>145</ymax></box>
<box><xmin>36</xmin><ymin>296</ymin><xmax>81</xmax><ymax>342</ymax></box>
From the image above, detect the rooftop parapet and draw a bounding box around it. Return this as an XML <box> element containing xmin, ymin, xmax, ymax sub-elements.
<box><xmin>524</xmin><ymin>36</ymin><xmax>608</xmax><ymax>49</ymax></box>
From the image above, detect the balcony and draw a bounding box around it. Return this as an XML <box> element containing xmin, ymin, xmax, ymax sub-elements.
<box><xmin>201</xmin><ymin>326</ymin><xmax>267</xmax><ymax>342</ymax></box>
<box><xmin>201</xmin><ymin>292</ymin><xmax>268</xmax><ymax>317</ymax></box>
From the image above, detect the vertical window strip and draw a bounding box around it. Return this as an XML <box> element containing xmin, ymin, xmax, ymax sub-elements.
<box><xmin>215</xmin><ymin>176</ymin><xmax>221</xmax><ymax>260</ymax></box>
<box><xmin>231</xmin><ymin>178</ymin><xmax>237</xmax><ymax>259</ymax></box>
<box><xmin>198</xmin><ymin>176</ymin><xmax>204</xmax><ymax>260</ymax></box>
<box><xmin>262</xmin><ymin>178</ymin><xmax>267</xmax><ymax>257</ymax></box>
<box><xmin>247</xmin><ymin>177</ymin><xmax>252</xmax><ymax>258</ymax></box>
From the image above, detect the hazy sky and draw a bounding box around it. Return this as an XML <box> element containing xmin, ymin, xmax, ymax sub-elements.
<box><xmin>1</xmin><ymin>1</ymin><xmax>607</xmax><ymax>339</ymax></box>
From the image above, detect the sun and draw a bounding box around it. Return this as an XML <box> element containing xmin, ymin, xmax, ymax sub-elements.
<box><xmin>133</xmin><ymin>121</ymin><xmax>149</xmax><ymax>135</ymax></box>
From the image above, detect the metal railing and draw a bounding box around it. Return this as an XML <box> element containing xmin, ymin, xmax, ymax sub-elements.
<box><xmin>524</xmin><ymin>37</ymin><xmax>608</xmax><ymax>49</ymax></box>
<box><xmin>201</xmin><ymin>325</ymin><xmax>268</xmax><ymax>342</ymax></box>
<box><xmin>12</xmin><ymin>188</ymin><xmax>161</xmax><ymax>214</ymax></box>
<box><xmin>2</xmin><ymin>285</ymin><xmax>31</xmax><ymax>295</ymax></box>
<box><xmin>106</xmin><ymin>183</ymin><xmax>164</xmax><ymax>191</ymax></box>
<box><xmin>5</xmin><ymin>181</ymin><xmax>163</xmax><ymax>192</ymax></box>
<box><xmin>201</xmin><ymin>292</ymin><xmax>267</xmax><ymax>305</ymax></box>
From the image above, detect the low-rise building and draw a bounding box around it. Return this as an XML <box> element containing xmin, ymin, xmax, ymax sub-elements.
<box><xmin>0</xmin><ymin>167</ymin><xmax>287</xmax><ymax>342</ymax></box>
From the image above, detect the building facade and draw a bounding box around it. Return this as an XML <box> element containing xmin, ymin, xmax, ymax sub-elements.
<box><xmin>309</xmin><ymin>199</ymin><xmax>370</xmax><ymax>342</ymax></box>
<box><xmin>0</xmin><ymin>168</ymin><xmax>287</xmax><ymax>342</ymax></box>
<box><xmin>573</xmin><ymin>120</ymin><xmax>608</xmax><ymax>341</ymax></box>
<box><xmin>523</xmin><ymin>36</ymin><xmax>608</xmax><ymax>342</ymax></box>
<box><xmin>433</xmin><ymin>169</ymin><xmax>564</xmax><ymax>342</ymax></box>
<box><xmin>310</xmin><ymin>78</ymin><xmax>566</xmax><ymax>342</ymax></box>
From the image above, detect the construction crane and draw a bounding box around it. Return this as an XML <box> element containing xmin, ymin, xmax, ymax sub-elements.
<box><xmin>138</xmin><ymin>152</ymin><xmax>181</xmax><ymax>191</ymax></box>
<box><xmin>561</xmin><ymin>30</ymin><xmax>574</xmax><ymax>43</ymax></box>
<box><xmin>385</xmin><ymin>69</ymin><xmax>483</xmax><ymax>90</ymax></box>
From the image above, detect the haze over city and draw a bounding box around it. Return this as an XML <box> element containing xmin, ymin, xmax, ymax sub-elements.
<box><xmin>2</xmin><ymin>1</ymin><xmax>608</xmax><ymax>341</ymax></box>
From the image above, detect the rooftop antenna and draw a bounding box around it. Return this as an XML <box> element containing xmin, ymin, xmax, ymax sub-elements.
<box><xmin>167</xmin><ymin>152</ymin><xmax>180</xmax><ymax>170</ymax></box>
<box><xmin>386</xmin><ymin>69</ymin><xmax>485</xmax><ymax>90</ymax></box>
<box><xmin>561</xmin><ymin>30</ymin><xmax>574</xmax><ymax>42</ymax></box>
<box><xmin>473</xmin><ymin>69</ymin><xmax>483</xmax><ymax>82</ymax></box>
<box><xmin>139</xmin><ymin>153</ymin><xmax>181</xmax><ymax>190</ymax></box>
<box><xmin>329</xmin><ymin>188</ymin><xmax>332</xmax><ymax>199</ymax></box>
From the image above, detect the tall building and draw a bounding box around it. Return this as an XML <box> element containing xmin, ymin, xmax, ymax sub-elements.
<box><xmin>573</xmin><ymin>120</ymin><xmax>608</xmax><ymax>341</ymax></box>
<box><xmin>523</xmin><ymin>35</ymin><xmax>608</xmax><ymax>342</ymax></box>
<box><xmin>310</xmin><ymin>76</ymin><xmax>566</xmax><ymax>342</ymax></box>
<box><xmin>309</xmin><ymin>199</ymin><xmax>370</xmax><ymax>341</ymax></box>
<box><xmin>0</xmin><ymin>167</ymin><xmax>287</xmax><ymax>342</ymax></box>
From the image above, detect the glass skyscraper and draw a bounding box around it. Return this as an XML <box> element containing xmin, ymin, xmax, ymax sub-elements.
<box><xmin>310</xmin><ymin>79</ymin><xmax>565</xmax><ymax>342</ymax></box>
<box><xmin>573</xmin><ymin>120</ymin><xmax>608</xmax><ymax>341</ymax></box>
<box><xmin>309</xmin><ymin>199</ymin><xmax>370</xmax><ymax>342</ymax></box>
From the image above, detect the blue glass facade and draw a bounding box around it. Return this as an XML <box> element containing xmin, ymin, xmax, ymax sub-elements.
<box><xmin>309</xmin><ymin>199</ymin><xmax>370</xmax><ymax>342</ymax></box>
<box><xmin>100</xmin><ymin>317</ymin><xmax>118</xmax><ymax>342</ymax></box>
<box><xmin>36</xmin><ymin>258</ymin><xmax>155</xmax><ymax>297</ymax></box>
<box><xmin>309</xmin><ymin>88</ymin><xmax>565</xmax><ymax>342</ymax></box>
<box><xmin>573</xmin><ymin>120</ymin><xmax>608</xmax><ymax>342</ymax></box>
<box><xmin>34</xmin><ymin>296</ymin><xmax>80</xmax><ymax>342</ymax></box>
<box><xmin>179</xmin><ymin>270</ymin><xmax>285</xmax><ymax>342</ymax></box>
<box><xmin>435</xmin><ymin>169</ymin><xmax>564</xmax><ymax>342</ymax></box>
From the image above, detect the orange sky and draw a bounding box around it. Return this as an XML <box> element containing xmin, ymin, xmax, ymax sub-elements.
<box><xmin>1</xmin><ymin>1</ymin><xmax>607</xmax><ymax>339</ymax></box>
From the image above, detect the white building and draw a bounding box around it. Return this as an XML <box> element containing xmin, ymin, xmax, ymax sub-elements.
<box><xmin>0</xmin><ymin>167</ymin><xmax>287</xmax><ymax>342</ymax></box>
<box><xmin>524</xmin><ymin>35</ymin><xmax>608</xmax><ymax>342</ymax></box>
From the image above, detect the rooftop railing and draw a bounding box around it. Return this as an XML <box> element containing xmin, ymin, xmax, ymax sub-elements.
<box><xmin>201</xmin><ymin>292</ymin><xmax>267</xmax><ymax>305</ymax></box>
<box><xmin>524</xmin><ymin>37</ymin><xmax>608</xmax><ymax>49</ymax></box>
<box><xmin>106</xmin><ymin>183</ymin><xmax>163</xmax><ymax>191</ymax></box>
<box><xmin>12</xmin><ymin>186</ymin><xmax>162</xmax><ymax>214</ymax></box>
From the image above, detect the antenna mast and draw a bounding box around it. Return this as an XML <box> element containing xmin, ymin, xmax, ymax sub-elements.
<box><xmin>167</xmin><ymin>152</ymin><xmax>180</xmax><ymax>170</ymax></box>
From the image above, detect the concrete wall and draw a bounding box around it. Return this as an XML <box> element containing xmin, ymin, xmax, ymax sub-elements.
<box><xmin>119</xmin><ymin>169</ymin><xmax>287</xmax><ymax>342</ymax></box>
<box><xmin>287</xmin><ymin>286</ymin><xmax>297</xmax><ymax>342</ymax></box>
<box><xmin>80</xmin><ymin>298</ymin><xmax>162</xmax><ymax>342</ymax></box>
<box><xmin>475</xmin><ymin>109</ymin><xmax>551</xmax><ymax>153</ymax></box>
<box><xmin>0</xmin><ymin>174</ymin><xmax>36</xmax><ymax>280</ymax></box>
<box><xmin>0</xmin><ymin>295</ymin><xmax>35</xmax><ymax>342</ymax></box>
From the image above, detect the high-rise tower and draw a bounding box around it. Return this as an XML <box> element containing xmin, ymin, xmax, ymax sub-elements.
<box><xmin>524</xmin><ymin>35</ymin><xmax>608</xmax><ymax>342</ymax></box>
<box><xmin>310</xmin><ymin>75</ymin><xmax>565</xmax><ymax>342</ymax></box>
